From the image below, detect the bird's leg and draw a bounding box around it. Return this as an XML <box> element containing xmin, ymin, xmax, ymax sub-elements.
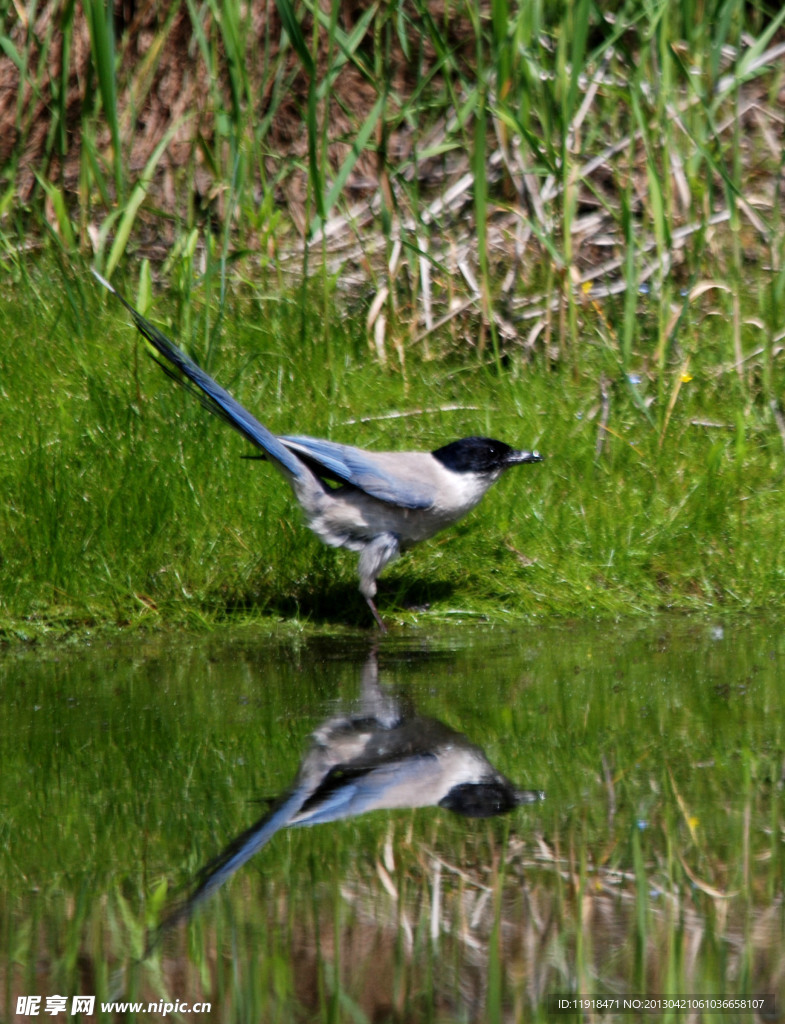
<box><xmin>357</xmin><ymin>649</ymin><xmax>399</xmax><ymax>722</ymax></box>
<box><xmin>366</xmin><ymin>595</ymin><xmax>388</xmax><ymax>632</ymax></box>
<box><xmin>357</xmin><ymin>532</ymin><xmax>400</xmax><ymax>631</ymax></box>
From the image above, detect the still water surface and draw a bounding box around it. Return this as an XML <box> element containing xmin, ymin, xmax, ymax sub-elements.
<box><xmin>2</xmin><ymin>619</ymin><xmax>783</xmax><ymax>1021</ymax></box>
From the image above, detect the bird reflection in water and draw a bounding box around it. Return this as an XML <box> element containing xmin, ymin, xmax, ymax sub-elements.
<box><xmin>153</xmin><ymin>653</ymin><xmax>543</xmax><ymax>944</ymax></box>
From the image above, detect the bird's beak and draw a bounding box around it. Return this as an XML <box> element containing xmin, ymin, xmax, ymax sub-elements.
<box><xmin>514</xmin><ymin>788</ymin><xmax>546</xmax><ymax>805</ymax></box>
<box><xmin>507</xmin><ymin>449</ymin><xmax>544</xmax><ymax>465</ymax></box>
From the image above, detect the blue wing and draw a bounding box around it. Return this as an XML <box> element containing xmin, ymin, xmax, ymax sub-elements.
<box><xmin>291</xmin><ymin>755</ymin><xmax>437</xmax><ymax>826</ymax></box>
<box><xmin>281</xmin><ymin>436</ymin><xmax>435</xmax><ymax>510</ymax></box>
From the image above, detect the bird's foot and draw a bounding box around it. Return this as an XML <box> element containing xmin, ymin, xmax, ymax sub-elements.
<box><xmin>366</xmin><ymin>596</ymin><xmax>388</xmax><ymax>633</ymax></box>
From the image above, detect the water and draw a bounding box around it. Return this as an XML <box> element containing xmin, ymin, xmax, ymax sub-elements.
<box><xmin>2</xmin><ymin>620</ymin><xmax>783</xmax><ymax>1021</ymax></box>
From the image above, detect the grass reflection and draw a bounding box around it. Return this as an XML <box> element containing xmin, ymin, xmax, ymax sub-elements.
<box><xmin>1</xmin><ymin>622</ymin><xmax>783</xmax><ymax>1020</ymax></box>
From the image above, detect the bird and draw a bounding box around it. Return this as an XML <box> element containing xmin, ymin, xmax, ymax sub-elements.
<box><xmin>151</xmin><ymin>652</ymin><xmax>543</xmax><ymax>940</ymax></box>
<box><xmin>93</xmin><ymin>270</ymin><xmax>543</xmax><ymax>628</ymax></box>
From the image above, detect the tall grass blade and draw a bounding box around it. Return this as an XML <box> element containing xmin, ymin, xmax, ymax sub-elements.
<box><xmin>274</xmin><ymin>0</ymin><xmax>315</xmax><ymax>75</ymax></box>
<box><xmin>310</xmin><ymin>95</ymin><xmax>384</xmax><ymax>237</ymax></box>
<box><xmin>306</xmin><ymin>0</ymin><xmax>377</xmax><ymax>78</ymax></box>
<box><xmin>32</xmin><ymin>172</ymin><xmax>76</xmax><ymax>251</ymax></box>
<box><xmin>83</xmin><ymin>0</ymin><xmax>123</xmax><ymax>198</ymax></box>
<box><xmin>103</xmin><ymin>117</ymin><xmax>189</xmax><ymax>279</ymax></box>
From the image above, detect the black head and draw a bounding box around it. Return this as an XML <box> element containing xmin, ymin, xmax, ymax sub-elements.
<box><xmin>432</xmin><ymin>436</ymin><xmax>543</xmax><ymax>475</ymax></box>
<box><xmin>438</xmin><ymin>779</ymin><xmax>544</xmax><ymax>818</ymax></box>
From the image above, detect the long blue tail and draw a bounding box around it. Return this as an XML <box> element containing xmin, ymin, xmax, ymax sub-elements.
<box><xmin>182</xmin><ymin>786</ymin><xmax>308</xmax><ymax>911</ymax></box>
<box><xmin>93</xmin><ymin>270</ymin><xmax>307</xmax><ymax>480</ymax></box>
<box><xmin>148</xmin><ymin>785</ymin><xmax>309</xmax><ymax>948</ymax></box>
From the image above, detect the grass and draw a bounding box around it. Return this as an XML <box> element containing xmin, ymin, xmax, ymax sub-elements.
<box><xmin>3</xmin><ymin>0</ymin><xmax>785</xmax><ymax>360</ymax></box>
<box><xmin>0</xmin><ymin>247</ymin><xmax>783</xmax><ymax>638</ymax></box>
<box><xmin>1</xmin><ymin>2</ymin><xmax>785</xmax><ymax>636</ymax></box>
<box><xmin>1</xmin><ymin>624</ymin><xmax>783</xmax><ymax>1020</ymax></box>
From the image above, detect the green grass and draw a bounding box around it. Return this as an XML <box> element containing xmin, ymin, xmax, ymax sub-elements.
<box><xmin>3</xmin><ymin>0</ymin><xmax>785</xmax><ymax>378</ymax></box>
<box><xmin>0</xmin><ymin>251</ymin><xmax>783</xmax><ymax>638</ymax></box>
<box><xmin>1</xmin><ymin>625</ymin><xmax>783</xmax><ymax>1020</ymax></box>
<box><xmin>1</xmin><ymin>0</ymin><xmax>785</xmax><ymax>635</ymax></box>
